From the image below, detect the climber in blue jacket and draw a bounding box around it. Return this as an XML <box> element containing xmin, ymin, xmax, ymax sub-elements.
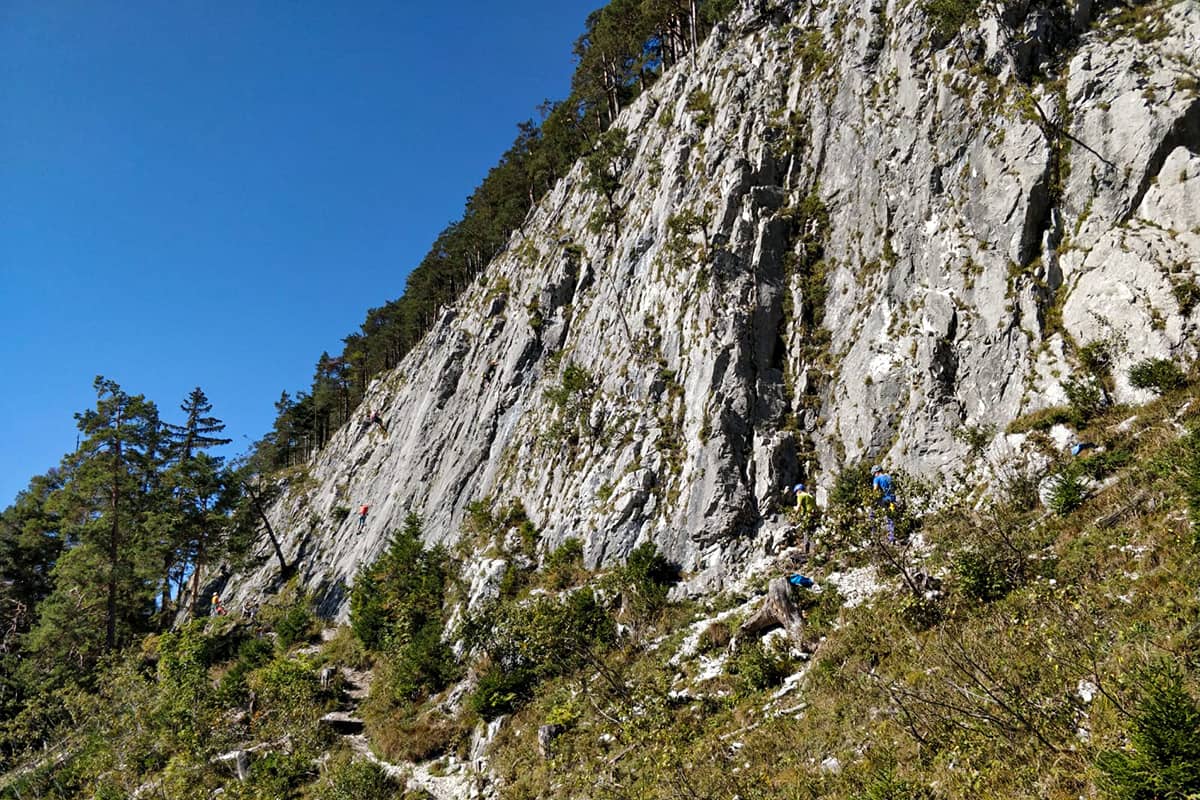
<box><xmin>871</xmin><ymin>464</ymin><xmax>897</xmax><ymax>542</ymax></box>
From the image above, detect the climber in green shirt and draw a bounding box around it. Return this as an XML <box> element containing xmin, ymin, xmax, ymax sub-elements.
<box><xmin>793</xmin><ymin>483</ymin><xmax>816</xmax><ymax>517</ymax></box>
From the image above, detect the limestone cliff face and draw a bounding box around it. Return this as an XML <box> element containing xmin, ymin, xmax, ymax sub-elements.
<box><xmin>221</xmin><ymin>0</ymin><xmax>1200</xmax><ymax>615</ymax></box>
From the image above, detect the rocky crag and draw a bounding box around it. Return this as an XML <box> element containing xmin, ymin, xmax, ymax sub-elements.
<box><xmin>219</xmin><ymin>0</ymin><xmax>1200</xmax><ymax>616</ymax></box>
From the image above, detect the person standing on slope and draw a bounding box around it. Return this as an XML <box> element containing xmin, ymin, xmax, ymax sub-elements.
<box><xmin>792</xmin><ymin>482</ymin><xmax>818</xmax><ymax>552</ymax></box>
<box><xmin>871</xmin><ymin>464</ymin><xmax>897</xmax><ymax>542</ymax></box>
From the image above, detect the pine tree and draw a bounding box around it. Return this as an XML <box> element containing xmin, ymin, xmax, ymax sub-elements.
<box><xmin>27</xmin><ymin>377</ymin><xmax>162</xmax><ymax>676</ymax></box>
<box><xmin>0</xmin><ymin>471</ymin><xmax>64</xmax><ymax>725</ymax></box>
<box><xmin>162</xmin><ymin>386</ymin><xmax>232</xmax><ymax>462</ymax></box>
<box><xmin>160</xmin><ymin>387</ymin><xmax>234</xmax><ymax>615</ymax></box>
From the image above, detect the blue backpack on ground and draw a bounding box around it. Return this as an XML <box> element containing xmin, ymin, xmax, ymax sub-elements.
<box><xmin>787</xmin><ymin>574</ymin><xmax>814</xmax><ymax>588</ymax></box>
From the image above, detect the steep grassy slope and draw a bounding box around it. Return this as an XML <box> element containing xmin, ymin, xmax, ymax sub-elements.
<box><xmin>476</xmin><ymin>382</ymin><xmax>1200</xmax><ymax>799</ymax></box>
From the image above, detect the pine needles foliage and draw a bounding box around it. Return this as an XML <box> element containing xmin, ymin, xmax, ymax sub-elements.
<box><xmin>1095</xmin><ymin>661</ymin><xmax>1200</xmax><ymax>800</ymax></box>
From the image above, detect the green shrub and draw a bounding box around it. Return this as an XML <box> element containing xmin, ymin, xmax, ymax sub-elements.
<box><xmin>469</xmin><ymin>665</ymin><xmax>527</xmax><ymax>718</ymax></box>
<box><xmin>1172</xmin><ymin>279</ymin><xmax>1200</xmax><ymax>315</ymax></box>
<box><xmin>953</xmin><ymin>423</ymin><xmax>995</xmax><ymax>456</ymax></box>
<box><xmin>728</xmin><ymin>640</ymin><xmax>791</xmax><ymax>693</ymax></box>
<box><xmin>543</xmin><ymin>363</ymin><xmax>598</xmax><ymax>443</ymax></box>
<box><xmin>466</xmin><ymin>588</ymin><xmax>616</xmax><ymax>717</ymax></box>
<box><xmin>351</xmin><ymin>513</ymin><xmax>450</xmax><ymax>653</ymax></box>
<box><xmin>898</xmin><ymin>594</ymin><xmax>943</xmax><ymax>631</ymax></box>
<box><xmin>856</xmin><ymin>770</ymin><xmax>935</xmax><ymax>800</ymax></box>
<box><xmin>698</xmin><ymin>621</ymin><xmax>731</xmax><ymax>653</ymax></box>
<box><xmin>923</xmin><ymin>0</ymin><xmax>980</xmax><ymax>42</ymax></box>
<box><xmin>352</xmin><ymin>514</ymin><xmax>458</xmax><ymax>706</ymax></box>
<box><xmin>320</xmin><ymin>625</ymin><xmax>371</xmax><ymax>671</ymax></box>
<box><xmin>216</xmin><ymin>636</ymin><xmax>275</xmax><ymax>705</ymax></box>
<box><xmin>1079</xmin><ymin>448</ymin><xmax>1132</xmax><ymax>480</ymax></box>
<box><xmin>1096</xmin><ymin>661</ymin><xmax>1200</xmax><ymax>799</ymax></box>
<box><xmin>312</xmin><ymin>755</ymin><xmax>401</xmax><ymax>800</ymax></box>
<box><xmin>249</xmin><ymin>656</ymin><xmax>320</xmax><ymax>713</ymax></box>
<box><xmin>617</xmin><ymin>542</ymin><xmax>680</xmax><ymax>616</ymax></box>
<box><xmin>1079</xmin><ymin>339</ymin><xmax>1118</xmax><ymax>382</ymax></box>
<box><xmin>829</xmin><ymin>462</ymin><xmax>875</xmax><ymax>512</ymax></box>
<box><xmin>376</xmin><ymin>624</ymin><xmax>458</xmax><ymax>702</ymax></box>
<box><xmin>543</xmin><ymin>537</ymin><xmax>586</xmax><ymax>590</ymax></box>
<box><xmin>685</xmin><ymin>88</ymin><xmax>715</xmax><ymax>128</ymax></box>
<box><xmin>953</xmin><ymin>548</ymin><xmax>1014</xmax><ymax>603</ymax></box>
<box><xmin>1047</xmin><ymin>464</ymin><xmax>1088</xmax><ymax>516</ymax></box>
<box><xmin>248</xmin><ymin>751</ymin><xmax>314</xmax><ymax>798</ymax></box>
<box><xmin>1128</xmin><ymin>358</ymin><xmax>1186</xmax><ymax>394</ymax></box>
<box><xmin>275</xmin><ymin>603</ymin><xmax>315</xmax><ymax>650</ymax></box>
<box><xmin>1063</xmin><ymin>375</ymin><xmax>1106</xmax><ymax>422</ymax></box>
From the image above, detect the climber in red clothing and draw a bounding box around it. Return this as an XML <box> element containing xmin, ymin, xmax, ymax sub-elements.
<box><xmin>357</xmin><ymin>504</ymin><xmax>369</xmax><ymax>533</ymax></box>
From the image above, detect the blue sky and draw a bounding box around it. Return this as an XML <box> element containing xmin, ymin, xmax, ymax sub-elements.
<box><xmin>0</xmin><ymin>0</ymin><xmax>600</xmax><ymax>506</ymax></box>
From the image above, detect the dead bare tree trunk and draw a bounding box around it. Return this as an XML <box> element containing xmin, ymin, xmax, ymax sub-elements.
<box><xmin>245</xmin><ymin>483</ymin><xmax>290</xmax><ymax>575</ymax></box>
<box><xmin>737</xmin><ymin>577</ymin><xmax>805</xmax><ymax>644</ymax></box>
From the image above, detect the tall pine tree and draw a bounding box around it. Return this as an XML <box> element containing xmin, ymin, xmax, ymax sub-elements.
<box><xmin>161</xmin><ymin>387</ymin><xmax>233</xmax><ymax>614</ymax></box>
<box><xmin>27</xmin><ymin>377</ymin><xmax>162</xmax><ymax>679</ymax></box>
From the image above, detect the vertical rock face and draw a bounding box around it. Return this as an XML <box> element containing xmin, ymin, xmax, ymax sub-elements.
<box><xmin>221</xmin><ymin>0</ymin><xmax>1200</xmax><ymax>615</ymax></box>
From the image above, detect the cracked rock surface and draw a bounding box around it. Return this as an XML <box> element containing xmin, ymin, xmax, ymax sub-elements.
<box><xmin>218</xmin><ymin>0</ymin><xmax>1200</xmax><ymax>617</ymax></box>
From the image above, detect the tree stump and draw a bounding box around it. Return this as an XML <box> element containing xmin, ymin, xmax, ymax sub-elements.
<box><xmin>736</xmin><ymin>577</ymin><xmax>805</xmax><ymax>644</ymax></box>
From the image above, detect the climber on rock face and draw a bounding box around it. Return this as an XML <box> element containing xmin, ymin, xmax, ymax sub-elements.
<box><xmin>357</xmin><ymin>504</ymin><xmax>369</xmax><ymax>533</ymax></box>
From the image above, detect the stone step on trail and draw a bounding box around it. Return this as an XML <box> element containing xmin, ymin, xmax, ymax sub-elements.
<box><xmin>320</xmin><ymin>710</ymin><xmax>365</xmax><ymax>736</ymax></box>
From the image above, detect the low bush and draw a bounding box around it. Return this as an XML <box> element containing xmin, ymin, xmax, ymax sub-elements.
<box><xmin>728</xmin><ymin>640</ymin><xmax>791</xmax><ymax>693</ymax></box>
<box><xmin>1128</xmin><ymin>357</ymin><xmax>1186</xmax><ymax>395</ymax></box>
<box><xmin>310</xmin><ymin>754</ymin><xmax>402</xmax><ymax>800</ymax></box>
<box><xmin>857</xmin><ymin>770</ymin><xmax>935</xmax><ymax>800</ymax></box>
<box><xmin>953</xmin><ymin>548</ymin><xmax>1015</xmax><ymax>603</ymax></box>
<box><xmin>1047</xmin><ymin>464</ymin><xmax>1088</xmax><ymax>516</ymax></box>
<box><xmin>1064</xmin><ymin>375</ymin><xmax>1107</xmax><ymax>422</ymax></box>
<box><xmin>375</xmin><ymin>625</ymin><xmax>458</xmax><ymax>702</ymax></box>
<box><xmin>616</xmin><ymin>542</ymin><xmax>680</xmax><ymax>616</ymax></box>
<box><xmin>216</xmin><ymin>636</ymin><xmax>275</xmax><ymax>705</ymax></box>
<box><xmin>898</xmin><ymin>593</ymin><xmax>943</xmax><ymax>631</ymax></box>
<box><xmin>923</xmin><ymin>0</ymin><xmax>980</xmax><ymax>42</ymax></box>
<box><xmin>467</xmin><ymin>588</ymin><xmax>616</xmax><ymax>717</ymax></box>
<box><xmin>698</xmin><ymin>621</ymin><xmax>731</xmax><ymax>653</ymax></box>
<box><xmin>1096</xmin><ymin>661</ymin><xmax>1200</xmax><ymax>799</ymax></box>
<box><xmin>248</xmin><ymin>655</ymin><xmax>326</xmax><ymax>739</ymax></box>
<box><xmin>275</xmin><ymin>603</ymin><xmax>316</xmax><ymax>650</ymax></box>
<box><xmin>245</xmin><ymin>751</ymin><xmax>314</xmax><ymax>799</ymax></box>
<box><xmin>542</xmin><ymin>537</ymin><xmax>587</xmax><ymax>590</ymax></box>
<box><xmin>1078</xmin><ymin>448</ymin><xmax>1132</xmax><ymax>480</ymax></box>
<box><xmin>319</xmin><ymin>625</ymin><xmax>371</xmax><ymax>671</ymax></box>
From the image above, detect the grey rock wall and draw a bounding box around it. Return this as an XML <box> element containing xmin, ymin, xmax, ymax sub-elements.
<box><xmin>218</xmin><ymin>0</ymin><xmax>1200</xmax><ymax>616</ymax></box>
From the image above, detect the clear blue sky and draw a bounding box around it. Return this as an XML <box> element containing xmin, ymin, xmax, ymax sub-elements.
<box><xmin>0</xmin><ymin>0</ymin><xmax>600</xmax><ymax>507</ymax></box>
